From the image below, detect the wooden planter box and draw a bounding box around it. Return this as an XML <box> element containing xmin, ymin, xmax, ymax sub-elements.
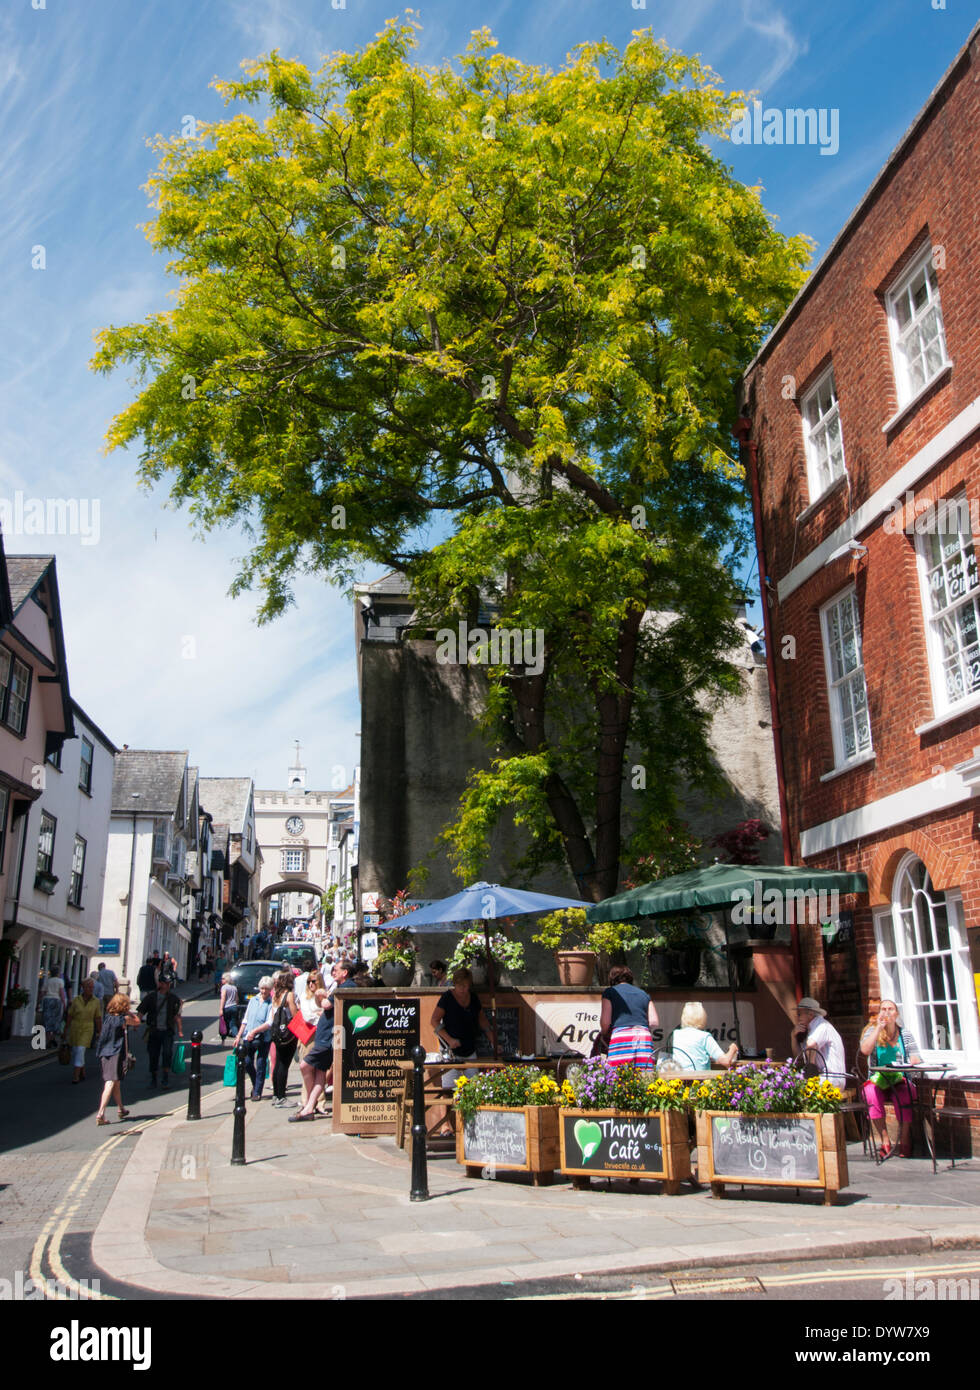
<box><xmin>696</xmin><ymin>1110</ymin><xmax>848</xmax><ymax>1205</ymax></box>
<box><xmin>456</xmin><ymin>1105</ymin><xmax>560</xmax><ymax>1185</ymax></box>
<box><xmin>558</xmin><ymin>1108</ymin><xmax>691</xmax><ymax>1194</ymax></box>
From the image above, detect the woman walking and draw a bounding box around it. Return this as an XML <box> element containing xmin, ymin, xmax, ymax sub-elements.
<box><xmin>269</xmin><ymin>970</ymin><xmax>298</xmax><ymax>1108</ymax></box>
<box><xmin>95</xmin><ymin>993</ymin><xmax>139</xmax><ymax>1125</ymax></box>
<box><xmin>40</xmin><ymin>967</ymin><xmax>67</xmax><ymax>1047</ymax></box>
<box><xmin>234</xmin><ymin>976</ymin><xmax>275</xmax><ymax>1100</ymax></box>
<box><xmin>66</xmin><ymin>978</ymin><xmax>102</xmax><ymax>1083</ymax></box>
<box><xmin>219</xmin><ymin>973</ymin><xmax>239</xmax><ymax>1045</ymax></box>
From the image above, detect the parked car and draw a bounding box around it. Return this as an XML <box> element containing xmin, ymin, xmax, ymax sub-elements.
<box><xmin>226</xmin><ymin>960</ymin><xmax>280</xmax><ymax>1027</ymax></box>
<box><xmin>270</xmin><ymin>943</ymin><xmax>318</xmax><ymax>973</ymax></box>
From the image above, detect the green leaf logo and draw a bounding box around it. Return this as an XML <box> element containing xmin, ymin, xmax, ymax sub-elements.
<box><xmin>348</xmin><ymin>1006</ymin><xmax>378</xmax><ymax>1034</ymax></box>
<box><xmin>574</xmin><ymin>1119</ymin><xmax>602</xmax><ymax>1165</ymax></box>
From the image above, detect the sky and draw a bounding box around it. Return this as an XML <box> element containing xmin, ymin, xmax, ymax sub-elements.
<box><xmin>0</xmin><ymin>0</ymin><xmax>971</xmax><ymax>790</ymax></box>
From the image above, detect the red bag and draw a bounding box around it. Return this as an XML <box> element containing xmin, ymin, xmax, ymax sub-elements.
<box><xmin>218</xmin><ymin>1012</ymin><xmax>228</xmax><ymax>1038</ymax></box>
<box><xmin>287</xmin><ymin>1013</ymin><xmax>315</xmax><ymax>1045</ymax></box>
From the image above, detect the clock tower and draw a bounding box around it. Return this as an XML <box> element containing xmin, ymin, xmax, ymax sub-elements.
<box><xmin>287</xmin><ymin>741</ymin><xmax>306</xmax><ymax>790</ymax></box>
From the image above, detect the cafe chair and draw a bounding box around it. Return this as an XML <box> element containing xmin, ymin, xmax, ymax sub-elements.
<box><xmin>838</xmin><ymin>1050</ymin><xmax>879</xmax><ymax>1165</ymax></box>
<box><xmin>925</xmin><ymin>1074</ymin><xmax>980</xmax><ymax>1171</ymax></box>
<box><xmin>654</xmin><ymin>1046</ymin><xmax>697</xmax><ymax>1075</ymax></box>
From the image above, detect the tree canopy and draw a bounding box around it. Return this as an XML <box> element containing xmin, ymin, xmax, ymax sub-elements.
<box><xmin>93</xmin><ymin>19</ymin><xmax>810</xmax><ymax>900</ymax></box>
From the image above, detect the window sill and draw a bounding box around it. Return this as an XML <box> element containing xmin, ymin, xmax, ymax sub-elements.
<box><xmin>78</xmin><ymin>786</ymin><xmax>92</xmax><ymax>798</ymax></box>
<box><xmin>914</xmin><ymin>694</ymin><xmax>980</xmax><ymax>736</ymax></box>
<box><xmin>67</xmin><ymin>901</ymin><xmax>84</xmax><ymax>911</ymax></box>
<box><xmin>797</xmin><ymin>470</ymin><xmax>849</xmax><ymax>524</ymax></box>
<box><xmin>882</xmin><ymin>362</ymin><xmax>953</xmax><ymax>434</ymax></box>
<box><xmin>819</xmin><ymin>750</ymin><xmax>876</xmax><ymax>782</ymax></box>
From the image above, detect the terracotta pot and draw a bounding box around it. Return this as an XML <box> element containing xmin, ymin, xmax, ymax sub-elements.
<box><xmin>555</xmin><ymin>950</ymin><xmax>597</xmax><ymax>986</ymax></box>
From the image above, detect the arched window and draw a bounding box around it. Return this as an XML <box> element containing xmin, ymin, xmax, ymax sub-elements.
<box><xmin>874</xmin><ymin>854</ymin><xmax>979</xmax><ymax>1064</ymax></box>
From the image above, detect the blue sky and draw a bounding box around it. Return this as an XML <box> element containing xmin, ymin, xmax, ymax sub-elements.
<box><xmin>0</xmin><ymin>0</ymin><xmax>971</xmax><ymax>789</ymax></box>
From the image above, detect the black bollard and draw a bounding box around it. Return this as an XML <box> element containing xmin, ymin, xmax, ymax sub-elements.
<box><xmin>186</xmin><ymin>1029</ymin><xmax>203</xmax><ymax>1121</ymax></box>
<box><xmin>231</xmin><ymin>1044</ymin><xmax>247</xmax><ymax>1165</ymax></box>
<box><xmin>409</xmin><ymin>1044</ymin><xmax>429</xmax><ymax>1202</ymax></box>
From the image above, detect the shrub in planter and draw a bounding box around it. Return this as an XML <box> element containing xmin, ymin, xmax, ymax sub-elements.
<box><xmin>559</xmin><ymin>1059</ymin><xmax>691</xmax><ymax>1187</ymax></box>
<box><xmin>453</xmin><ymin>1066</ymin><xmax>567</xmax><ymax>1183</ymax></box>
<box><xmin>446</xmin><ymin>929</ymin><xmax>524</xmax><ymax>981</ymax></box>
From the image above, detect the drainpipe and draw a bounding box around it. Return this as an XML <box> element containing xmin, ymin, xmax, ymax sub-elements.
<box><xmin>123</xmin><ymin>796</ymin><xmax>140</xmax><ymax>982</ymax></box>
<box><xmin>735</xmin><ymin>414</ymin><xmax>804</xmax><ymax>1002</ymax></box>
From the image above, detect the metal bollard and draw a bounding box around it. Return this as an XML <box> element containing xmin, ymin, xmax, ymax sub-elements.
<box><xmin>186</xmin><ymin>1029</ymin><xmax>202</xmax><ymax>1121</ymax></box>
<box><xmin>231</xmin><ymin>1044</ymin><xmax>247</xmax><ymax>1165</ymax></box>
<box><xmin>409</xmin><ymin>1044</ymin><xmax>429</xmax><ymax>1201</ymax></box>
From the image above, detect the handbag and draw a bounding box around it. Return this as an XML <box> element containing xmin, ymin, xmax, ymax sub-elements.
<box><xmin>218</xmin><ymin>1011</ymin><xmax>228</xmax><ymax>1038</ymax></box>
<box><xmin>273</xmin><ymin>1002</ymin><xmax>293</xmax><ymax>1046</ymax></box>
<box><xmin>57</xmin><ymin>1043</ymin><xmax>71</xmax><ymax>1066</ymax></box>
<box><xmin>172</xmin><ymin>1041</ymin><xmax>187</xmax><ymax>1075</ymax></box>
<box><xmin>286</xmin><ymin>1012</ymin><xmax>315</xmax><ymax>1045</ymax></box>
<box><xmin>223</xmin><ymin>1053</ymin><xmax>238</xmax><ymax>1086</ymax></box>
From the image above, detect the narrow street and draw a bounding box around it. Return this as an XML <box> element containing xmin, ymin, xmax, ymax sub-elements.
<box><xmin>0</xmin><ymin>990</ymin><xmax>225</xmax><ymax>1300</ymax></box>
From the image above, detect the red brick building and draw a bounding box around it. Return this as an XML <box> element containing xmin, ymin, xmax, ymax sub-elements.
<box><xmin>741</xmin><ymin>22</ymin><xmax>980</xmax><ymax>1138</ymax></box>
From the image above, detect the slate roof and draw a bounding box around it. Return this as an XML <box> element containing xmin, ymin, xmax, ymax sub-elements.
<box><xmin>6</xmin><ymin>555</ymin><xmax>52</xmax><ymax>612</ymax></box>
<box><xmin>199</xmin><ymin>778</ymin><xmax>253</xmax><ymax>833</ymax></box>
<box><xmin>112</xmin><ymin>750</ymin><xmax>188</xmax><ymax>815</ymax></box>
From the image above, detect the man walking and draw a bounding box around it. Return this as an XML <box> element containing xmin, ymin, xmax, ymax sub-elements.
<box><xmin>158</xmin><ymin>952</ymin><xmax>177</xmax><ymax>986</ymax></box>
<box><xmin>136</xmin><ymin>956</ymin><xmax>158</xmax><ymax>998</ymax></box>
<box><xmin>137</xmin><ymin>977</ymin><xmax>183</xmax><ymax>1087</ymax></box>
<box><xmin>95</xmin><ymin>961</ymin><xmax>118</xmax><ymax>998</ymax></box>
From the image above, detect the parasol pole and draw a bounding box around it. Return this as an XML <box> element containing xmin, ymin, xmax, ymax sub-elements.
<box><xmin>480</xmin><ymin>917</ymin><xmax>500</xmax><ymax>1060</ymax></box>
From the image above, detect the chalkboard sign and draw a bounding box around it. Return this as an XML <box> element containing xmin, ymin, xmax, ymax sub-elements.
<box><xmin>708</xmin><ymin>1114</ymin><xmax>822</xmax><ymax>1185</ymax></box>
<box><xmin>335</xmin><ymin>995</ymin><xmax>420</xmax><ymax>1132</ymax></box>
<box><xmin>461</xmin><ymin>1108</ymin><xmax>528</xmax><ymax>1167</ymax></box>
<box><xmin>560</xmin><ymin>1112</ymin><xmax>665</xmax><ymax>1177</ymax></box>
<box><xmin>476</xmin><ymin>1007</ymin><xmax>520</xmax><ymax>1058</ymax></box>
<box><xmin>822</xmin><ymin>910</ymin><xmax>862</xmax><ymax>1018</ymax></box>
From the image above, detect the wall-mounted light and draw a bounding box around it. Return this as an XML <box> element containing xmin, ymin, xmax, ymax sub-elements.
<box><xmin>824</xmin><ymin>538</ymin><xmax>868</xmax><ymax>566</ymax></box>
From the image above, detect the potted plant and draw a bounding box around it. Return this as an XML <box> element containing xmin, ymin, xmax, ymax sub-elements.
<box><xmin>375</xmin><ymin>887</ymin><xmax>421</xmax><ymax>984</ymax></box>
<box><xmin>453</xmin><ymin>1066</ymin><xmax>567</xmax><ymax>1184</ymax></box>
<box><xmin>687</xmin><ymin>1063</ymin><xmax>847</xmax><ymax>1203</ymax></box>
<box><xmin>34</xmin><ymin>870</ymin><xmax>59</xmax><ymax>894</ymax></box>
<box><xmin>635</xmin><ymin>914</ymin><xmax>707</xmax><ymax>986</ymax></box>
<box><xmin>5</xmin><ymin>987</ymin><xmax>30</xmax><ymax>1011</ymax></box>
<box><xmin>374</xmin><ymin>927</ymin><xmax>416</xmax><ymax>986</ymax></box>
<box><xmin>447</xmin><ymin>928</ymin><xmax>524</xmax><ymax>986</ymax></box>
<box><xmin>558</xmin><ymin>1057</ymin><xmax>691</xmax><ymax>1191</ymax></box>
<box><xmin>532</xmin><ymin>908</ymin><xmax>634</xmax><ymax>986</ymax></box>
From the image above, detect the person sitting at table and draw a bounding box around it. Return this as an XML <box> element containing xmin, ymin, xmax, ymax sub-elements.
<box><xmin>860</xmin><ymin>1000</ymin><xmax>922</xmax><ymax>1159</ymax></box>
<box><xmin>790</xmin><ymin>996</ymin><xmax>847</xmax><ymax>1088</ymax></box>
<box><xmin>671</xmin><ymin>1002</ymin><xmax>738</xmax><ymax>1071</ymax></box>
<box><xmin>601</xmin><ymin>966</ymin><xmax>659</xmax><ymax>1069</ymax></box>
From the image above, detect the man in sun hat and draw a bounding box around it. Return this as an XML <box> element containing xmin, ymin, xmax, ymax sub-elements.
<box><xmin>790</xmin><ymin>997</ymin><xmax>846</xmax><ymax>1087</ymax></box>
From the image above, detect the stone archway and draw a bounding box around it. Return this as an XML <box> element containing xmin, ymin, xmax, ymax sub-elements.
<box><xmin>259</xmin><ymin>879</ymin><xmax>325</xmax><ymax>930</ymax></box>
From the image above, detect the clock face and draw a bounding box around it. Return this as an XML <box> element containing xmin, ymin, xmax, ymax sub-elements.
<box><xmin>285</xmin><ymin>816</ymin><xmax>305</xmax><ymax>836</ymax></box>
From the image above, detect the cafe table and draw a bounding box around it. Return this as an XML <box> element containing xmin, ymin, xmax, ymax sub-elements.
<box><xmin>869</xmin><ymin>1062</ymin><xmax>956</xmax><ymax>1171</ymax></box>
<box><xmin>393</xmin><ymin>1056</ymin><xmax>568</xmax><ymax>1152</ymax></box>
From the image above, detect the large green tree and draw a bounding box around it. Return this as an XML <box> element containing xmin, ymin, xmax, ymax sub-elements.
<box><xmin>93</xmin><ymin>20</ymin><xmax>809</xmax><ymax>901</ymax></box>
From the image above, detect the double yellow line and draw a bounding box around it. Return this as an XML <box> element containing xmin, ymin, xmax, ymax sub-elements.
<box><xmin>28</xmin><ymin>1102</ymin><xmax>188</xmax><ymax>1301</ymax></box>
<box><xmin>522</xmin><ymin>1257</ymin><xmax>980</xmax><ymax>1300</ymax></box>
